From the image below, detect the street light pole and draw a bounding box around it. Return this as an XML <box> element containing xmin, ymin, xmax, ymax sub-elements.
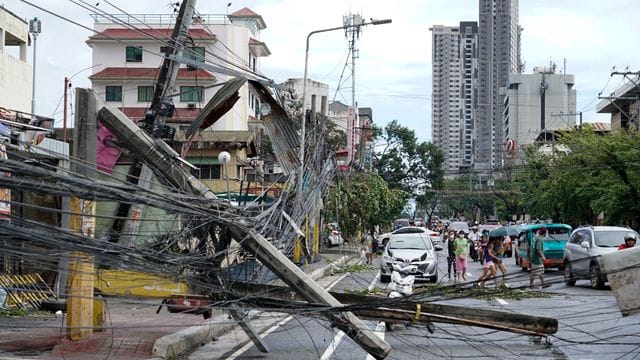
<box><xmin>29</xmin><ymin>17</ymin><xmax>42</xmax><ymax>116</ymax></box>
<box><xmin>298</xmin><ymin>18</ymin><xmax>391</xmax><ymax>204</ymax></box>
<box><xmin>218</xmin><ymin>151</ymin><xmax>231</xmax><ymax>204</ymax></box>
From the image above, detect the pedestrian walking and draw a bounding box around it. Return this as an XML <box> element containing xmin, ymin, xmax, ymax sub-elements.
<box><xmin>478</xmin><ymin>237</ymin><xmax>498</xmax><ymax>287</ymax></box>
<box><xmin>446</xmin><ymin>230</ymin><xmax>457</xmax><ymax>281</ymax></box>
<box><xmin>492</xmin><ymin>236</ymin><xmax>509</xmax><ymax>287</ymax></box>
<box><xmin>453</xmin><ymin>230</ymin><xmax>468</xmax><ymax>284</ymax></box>
<box><xmin>364</xmin><ymin>230</ymin><xmax>374</xmax><ymax>265</ymax></box>
<box><xmin>528</xmin><ymin>227</ymin><xmax>548</xmax><ymax>289</ymax></box>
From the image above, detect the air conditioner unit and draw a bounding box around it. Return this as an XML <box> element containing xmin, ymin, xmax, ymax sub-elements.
<box><xmin>187</xmin><ymin>103</ymin><xmax>196</xmax><ymax>109</ymax></box>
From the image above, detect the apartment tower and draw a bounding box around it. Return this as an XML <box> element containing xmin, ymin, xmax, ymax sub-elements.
<box><xmin>430</xmin><ymin>22</ymin><xmax>478</xmax><ymax>177</ymax></box>
<box><xmin>476</xmin><ymin>0</ymin><xmax>521</xmax><ymax>172</ymax></box>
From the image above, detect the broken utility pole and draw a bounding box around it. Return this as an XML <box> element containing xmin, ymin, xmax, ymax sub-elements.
<box><xmin>97</xmin><ymin>103</ymin><xmax>391</xmax><ymax>359</ymax></box>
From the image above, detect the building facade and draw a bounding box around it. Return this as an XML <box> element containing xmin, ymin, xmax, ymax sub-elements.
<box><xmin>0</xmin><ymin>6</ymin><xmax>31</xmax><ymax>113</ymax></box>
<box><xmin>596</xmin><ymin>75</ymin><xmax>640</xmax><ymax>131</ymax></box>
<box><xmin>86</xmin><ymin>7</ymin><xmax>270</xmax><ymax>191</ymax></box>
<box><xmin>281</xmin><ymin>78</ymin><xmax>328</xmax><ymax>117</ymax></box>
<box><xmin>501</xmin><ymin>67</ymin><xmax>576</xmax><ymax>164</ymax></box>
<box><xmin>476</xmin><ymin>0</ymin><xmax>521</xmax><ymax>172</ymax></box>
<box><xmin>430</xmin><ymin>22</ymin><xmax>478</xmax><ymax>177</ymax></box>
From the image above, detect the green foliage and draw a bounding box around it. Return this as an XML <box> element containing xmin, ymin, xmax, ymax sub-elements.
<box><xmin>522</xmin><ymin>129</ymin><xmax>640</xmax><ymax>228</ymax></box>
<box><xmin>0</xmin><ymin>308</ymin><xmax>29</xmax><ymax>317</ymax></box>
<box><xmin>325</xmin><ymin>172</ymin><xmax>409</xmax><ymax>240</ymax></box>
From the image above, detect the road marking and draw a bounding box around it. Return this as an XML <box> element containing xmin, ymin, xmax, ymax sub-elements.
<box><xmin>496</xmin><ymin>298</ymin><xmax>508</xmax><ymax>305</ymax></box>
<box><xmin>368</xmin><ymin>269</ymin><xmax>381</xmax><ymax>292</ymax></box>
<box><xmin>226</xmin><ymin>272</ymin><xmax>350</xmax><ymax>360</ymax></box>
<box><xmin>319</xmin><ymin>329</ymin><xmax>346</xmax><ymax>360</ymax></box>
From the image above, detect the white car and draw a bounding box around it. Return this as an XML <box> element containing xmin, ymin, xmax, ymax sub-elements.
<box><xmin>380</xmin><ymin>233</ymin><xmax>438</xmax><ymax>283</ymax></box>
<box><xmin>393</xmin><ymin>226</ymin><xmax>443</xmax><ymax>251</ymax></box>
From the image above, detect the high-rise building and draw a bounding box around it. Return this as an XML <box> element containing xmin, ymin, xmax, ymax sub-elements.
<box><xmin>430</xmin><ymin>22</ymin><xmax>478</xmax><ymax>177</ymax></box>
<box><xmin>501</xmin><ymin>66</ymin><xmax>576</xmax><ymax>164</ymax></box>
<box><xmin>476</xmin><ymin>0</ymin><xmax>521</xmax><ymax>172</ymax></box>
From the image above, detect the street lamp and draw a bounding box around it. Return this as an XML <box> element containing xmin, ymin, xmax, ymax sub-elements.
<box><xmin>29</xmin><ymin>17</ymin><xmax>42</xmax><ymax>116</ymax></box>
<box><xmin>298</xmin><ymin>18</ymin><xmax>391</xmax><ymax>204</ymax></box>
<box><xmin>218</xmin><ymin>151</ymin><xmax>231</xmax><ymax>204</ymax></box>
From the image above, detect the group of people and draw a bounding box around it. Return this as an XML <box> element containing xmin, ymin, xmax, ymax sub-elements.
<box><xmin>444</xmin><ymin>227</ymin><xmax>509</xmax><ymax>287</ymax></box>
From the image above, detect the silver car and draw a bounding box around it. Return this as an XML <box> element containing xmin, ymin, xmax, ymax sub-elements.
<box><xmin>564</xmin><ymin>226</ymin><xmax>640</xmax><ymax>289</ymax></box>
<box><xmin>379</xmin><ymin>233</ymin><xmax>438</xmax><ymax>283</ymax></box>
<box><xmin>392</xmin><ymin>226</ymin><xmax>443</xmax><ymax>251</ymax></box>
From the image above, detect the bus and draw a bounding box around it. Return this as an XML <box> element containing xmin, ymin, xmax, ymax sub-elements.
<box><xmin>515</xmin><ymin>223</ymin><xmax>572</xmax><ymax>271</ymax></box>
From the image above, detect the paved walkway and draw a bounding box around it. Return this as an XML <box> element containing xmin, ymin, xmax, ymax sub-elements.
<box><xmin>0</xmin><ymin>248</ymin><xmax>357</xmax><ymax>360</ymax></box>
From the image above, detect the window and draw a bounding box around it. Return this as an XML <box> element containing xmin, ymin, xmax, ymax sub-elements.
<box><xmin>190</xmin><ymin>165</ymin><xmax>221</xmax><ymax>179</ymax></box>
<box><xmin>105</xmin><ymin>86</ymin><xmax>122</xmax><ymax>102</ymax></box>
<box><xmin>180</xmin><ymin>86</ymin><xmax>203</xmax><ymax>102</ymax></box>
<box><xmin>138</xmin><ymin>86</ymin><xmax>154</xmax><ymax>102</ymax></box>
<box><xmin>186</xmin><ymin>46</ymin><xmax>205</xmax><ymax>63</ymax></box>
<box><xmin>126</xmin><ymin>46</ymin><xmax>143</xmax><ymax>62</ymax></box>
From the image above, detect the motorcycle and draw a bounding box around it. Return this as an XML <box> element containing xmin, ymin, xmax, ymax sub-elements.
<box><xmin>386</xmin><ymin>263</ymin><xmax>435</xmax><ymax>333</ymax></box>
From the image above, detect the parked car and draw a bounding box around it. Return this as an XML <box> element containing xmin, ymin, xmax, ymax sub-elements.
<box><xmin>325</xmin><ymin>223</ymin><xmax>344</xmax><ymax>247</ymax></box>
<box><xmin>449</xmin><ymin>221</ymin><xmax>470</xmax><ymax>235</ymax></box>
<box><xmin>379</xmin><ymin>233</ymin><xmax>438</xmax><ymax>283</ymax></box>
<box><xmin>563</xmin><ymin>226</ymin><xmax>640</xmax><ymax>289</ymax></box>
<box><xmin>392</xmin><ymin>226</ymin><xmax>443</xmax><ymax>251</ymax></box>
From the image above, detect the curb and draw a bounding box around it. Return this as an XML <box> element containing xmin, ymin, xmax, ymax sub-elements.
<box><xmin>150</xmin><ymin>252</ymin><xmax>357</xmax><ymax>360</ymax></box>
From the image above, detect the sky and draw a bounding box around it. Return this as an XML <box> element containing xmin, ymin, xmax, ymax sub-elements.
<box><xmin>6</xmin><ymin>0</ymin><xmax>640</xmax><ymax>143</ymax></box>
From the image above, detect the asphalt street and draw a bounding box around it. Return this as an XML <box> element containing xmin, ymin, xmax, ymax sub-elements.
<box><xmin>188</xmin><ymin>248</ymin><xmax>639</xmax><ymax>360</ymax></box>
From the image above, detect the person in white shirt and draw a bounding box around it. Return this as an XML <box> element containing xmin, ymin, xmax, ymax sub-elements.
<box><xmin>468</xmin><ymin>227</ymin><xmax>480</xmax><ymax>261</ymax></box>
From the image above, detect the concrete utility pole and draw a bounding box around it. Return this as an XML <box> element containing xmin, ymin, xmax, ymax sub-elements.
<box><xmin>113</xmin><ymin>0</ymin><xmax>197</xmax><ymax>245</ymax></box>
<box><xmin>97</xmin><ymin>104</ymin><xmax>391</xmax><ymax>359</ymax></box>
<box><xmin>67</xmin><ymin>88</ymin><xmax>97</xmax><ymax>339</ymax></box>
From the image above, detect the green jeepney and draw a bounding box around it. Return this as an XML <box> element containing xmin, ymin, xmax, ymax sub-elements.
<box><xmin>514</xmin><ymin>223</ymin><xmax>572</xmax><ymax>270</ymax></box>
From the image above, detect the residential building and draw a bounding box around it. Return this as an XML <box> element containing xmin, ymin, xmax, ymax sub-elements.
<box><xmin>86</xmin><ymin>7</ymin><xmax>270</xmax><ymax>193</ymax></box>
<box><xmin>0</xmin><ymin>6</ymin><xmax>31</xmax><ymax>113</ymax></box>
<box><xmin>476</xmin><ymin>0</ymin><xmax>521</xmax><ymax>172</ymax></box>
<box><xmin>328</xmin><ymin>100</ymin><xmax>348</xmax><ymax>135</ymax></box>
<box><xmin>430</xmin><ymin>22</ymin><xmax>478</xmax><ymax>177</ymax></box>
<box><xmin>596</xmin><ymin>75</ymin><xmax>640</xmax><ymax>131</ymax></box>
<box><xmin>281</xmin><ymin>78</ymin><xmax>328</xmax><ymax>117</ymax></box>
<box><xmin>501</xmin><ymin>66</ymin><xmax>576</xmax><ymax>164</ymax></box>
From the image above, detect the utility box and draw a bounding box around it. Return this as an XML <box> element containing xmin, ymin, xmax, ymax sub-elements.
<box><xmin>93</xmin><ymin>297</ymin><xmax>105</xmax><ymax>331</ymax></box>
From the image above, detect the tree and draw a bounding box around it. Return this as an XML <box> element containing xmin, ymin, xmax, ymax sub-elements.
<box><xmin>522</xmin><ymin>129</ymin><xmax>640</xmax><ymax>228</ymax></box>
<box><xmin>324</xmin><ymin>172</ymin><xmax>408</xmax><ymax>240</ymax></box>
<box><xmin>373</xmin><ymin>120</ymin><xmax>444</xmax><ymax>219</ymax></box>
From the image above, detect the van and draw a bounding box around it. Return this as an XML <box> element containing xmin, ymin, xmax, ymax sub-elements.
<box><xmin>393</xmin><ymin>218</ymin><xmax>410</xmax><ymax>230</ymax></box>
<box><xmin>514</xmin><ymin>223</ymin><xmax>572</xmax><ymax>270</ymax></box>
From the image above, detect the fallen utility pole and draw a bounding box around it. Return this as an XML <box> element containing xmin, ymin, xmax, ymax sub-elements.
<box><xmin>96</xmin><ymin>103</ymin><xmax>391</xmax><ymax>359</ymax></box>
<box><xmin>225</xmin><ymin>282</ymin><xmax>558</xmax><ymax>336</ymax></box>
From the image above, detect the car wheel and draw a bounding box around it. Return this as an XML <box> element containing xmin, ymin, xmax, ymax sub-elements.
<box><xmin>429</xmin><ymin>270</ymin><xmax>438</xmax><ymax>283</ymax></box>
<box><xmin>590</xmin><ymin>263</ymin><xmax>605</xmax><ymax>289</ymax></box>
<box><xmin>564</xmin><ymin>262</ymin><xmax>576</xmax><ymax>286</ymax></box>
<box><xmin>380</xmin><ymin>274</ymin><xmax>391</xmax><ymax>283</ymax></box>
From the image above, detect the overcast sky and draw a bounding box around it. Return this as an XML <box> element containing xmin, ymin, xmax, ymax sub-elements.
<box><xmin>7</xmin><ymin>0</ymin><xmax>640</xmax><ymax>142</ymax></box>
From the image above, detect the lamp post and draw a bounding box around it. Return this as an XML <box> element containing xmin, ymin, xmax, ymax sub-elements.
<box><xmin>29</xmin><ymin>17</ymin><xmax>42</xmax><ymax>116</ymax></box>
<box><xmin>298</xmin><ymin>18</ymin><xmax>391</xmax><ymax>204</ymax></box>
<box><xmin>218</xmin><ymin>151</ymin><xmax>231</xmax><ymax>204</ymax></box>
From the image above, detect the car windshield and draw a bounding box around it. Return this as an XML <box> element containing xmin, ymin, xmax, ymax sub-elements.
<box><xmin>543</xmin><ymin>228</ymin><xmax>570</xmax><ymax>241</ymax></box>
<box><xmin>450</xmin><ymin>222</ymin><xmax>469</xmax><ymax>231</ymax></box>
<box><xmin>594</xmin><ymin>230</ymin><xmax>639</xmax><ymax>247</ymax></box>
<box><xmin>388</xmin><ymin>236</ymin><xmax>431</xmax><ymax>250</ymax></box>
<box><xmin>393</xmin><ymin>227</ymin><xmax>426</xmax><ymax>234</ymax></box>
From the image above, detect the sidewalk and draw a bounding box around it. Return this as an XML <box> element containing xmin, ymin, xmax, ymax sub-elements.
<box><xmin>0</xmin><ymin>248</ymin><xmax>357</xmax><ymax>360</ymax></box>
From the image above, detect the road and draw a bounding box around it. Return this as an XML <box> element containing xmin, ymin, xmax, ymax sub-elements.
<box><xmin>188</xmin><ymin>248</ymin><xmax>640</xmax><ymax>360</ymax></box>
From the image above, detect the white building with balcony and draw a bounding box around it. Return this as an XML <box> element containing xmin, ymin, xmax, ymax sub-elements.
<box><xmin>0</xmin><ymin>6</ymin><xmax>31</xmax><ymax>113</ymax></box>
<box><xmin>86</xmin><ymin>7</ymin><xmax>270</xmax><ymax>191</ymax></box>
